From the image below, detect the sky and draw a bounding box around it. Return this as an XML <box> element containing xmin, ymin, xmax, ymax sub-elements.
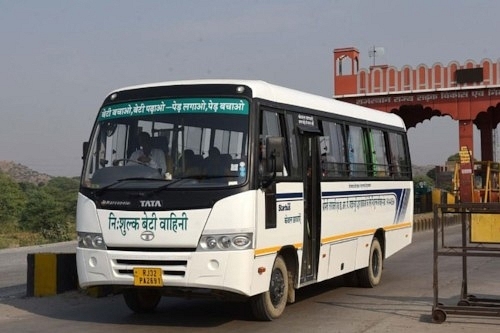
<box><xmin>1</xmin><ymin>0</ymin><xmax>500</xmax><ymax>177</ymax></box>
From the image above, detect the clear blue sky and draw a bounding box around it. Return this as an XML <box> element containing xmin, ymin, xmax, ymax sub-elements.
<box><xmin>1</xmin><ymin>0</ymin><xmax>499</xmax><ymax>176</ymax></box>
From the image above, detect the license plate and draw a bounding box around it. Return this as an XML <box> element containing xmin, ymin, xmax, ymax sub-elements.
<box><xmin>133</xmin><ymin>267</ymin><xmax>163</xmax><ymax>287</ymax></box>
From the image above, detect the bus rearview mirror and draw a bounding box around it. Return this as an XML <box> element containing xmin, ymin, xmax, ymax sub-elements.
<box><xmin>266</xmin><ymin>137</ymin><xmax>284</xmax><ymax>173</ymax></box>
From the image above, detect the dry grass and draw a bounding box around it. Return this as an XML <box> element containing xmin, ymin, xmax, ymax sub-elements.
<box><xmin>0</xmin><ymin>231</ymin><xmax>47</xmax><ymax>249</ymax></box>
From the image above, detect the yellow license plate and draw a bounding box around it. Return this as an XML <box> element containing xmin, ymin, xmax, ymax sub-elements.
<box><xmin>133</xmin><ymin>267</ymin><xmax>163</xmax><ymax>287</ymax></box>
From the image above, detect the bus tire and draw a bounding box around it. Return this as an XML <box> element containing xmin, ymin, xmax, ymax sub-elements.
<box><xmin>123</xmin><ymin>288</ymin><xmax>161</xmax><ymax>313</ymax></box>
<box><xmin>250</xmin><ymin>255</ymin><xmax>288</xmax><ymax>321</ymax></box>
<box><xmin>357</xmin><ymin>237</ymin><xmax>383</xmax><ymax>288</ymax></box>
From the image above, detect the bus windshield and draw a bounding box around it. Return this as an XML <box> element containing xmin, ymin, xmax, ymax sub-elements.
<box><xmin>82</xmin><ymin>97</ymin><xmax>250</xmax><ymax>189</ymax></box>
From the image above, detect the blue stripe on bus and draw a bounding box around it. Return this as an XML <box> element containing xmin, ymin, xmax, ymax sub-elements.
<box><xmin>276</xmin><ymin>192</ymin><xmax>303</xmax><ymax>200</ymax></box>
<box><xmin>322</xmin><ymin>189</ymin><xmax>403</xmax><ymax>197</ymax></box>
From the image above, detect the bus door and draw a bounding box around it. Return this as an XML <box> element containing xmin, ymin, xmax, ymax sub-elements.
<box><xmin>299</xmin><ymin>134</ymin><xmax>322</xmax><ymax>283</ymax></box>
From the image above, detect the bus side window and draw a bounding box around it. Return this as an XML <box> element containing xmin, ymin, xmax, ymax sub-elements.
<box><xmin>369</xmin><ymin>128</ymin><xmax>389</xmax><ymax>177</ymax></box>
<box><xmin>388</xmin><ymin>132</ymin><xmax>410</xmax><ymax>178</ymax></box>
<box><xmin>320</xmin><ymin>121</ymin><xmax>347</xmax><ymax>177</ymax></box>
<box><xmin>260</xmin><ymin>110</ymin><xmax>289</xmax><ymax>177</ymax></box>
<box><xmin>346</xmin><ymin>124</ymin><xmax>368</xmax><ymax>177</ymax></box>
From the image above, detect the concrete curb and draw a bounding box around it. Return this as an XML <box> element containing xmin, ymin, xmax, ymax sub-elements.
<box><xmin>413</xmin><ymin>215</ymin><xmax>460</xmax><ymax>232</ymax></box>
<box><xmin>26</xmin><ymin>253</ymin><xmax>78</xmax><ymax>297</ymax></box>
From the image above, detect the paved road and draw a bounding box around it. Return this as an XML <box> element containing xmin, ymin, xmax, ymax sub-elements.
<box><xmin>1</xmin><ymin>228</ymin><xmax>500</xmax><ymax>332</ymax></box>
<box><xmin>0</xmin><ymin>241</ymin><xmax>77</xmax><ymax>298</ymax></box>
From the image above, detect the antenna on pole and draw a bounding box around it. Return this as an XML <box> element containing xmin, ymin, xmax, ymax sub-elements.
<box><xmin>368</xmin><ymin>46</ymin><xmax>385</xmax><ymax>67</ymax></box>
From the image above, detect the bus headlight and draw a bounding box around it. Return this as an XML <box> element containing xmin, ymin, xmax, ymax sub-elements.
<box><xmin>78</xmin><ymin>232</ymin><xmax>107</xmax><ymax>250</ymax></box>
<box><xmin>206</xmin><ymin>237</ymin><xmax>218</xmax><ymax>249</ymax></box>
<box><xmin>198</xmin><ymin>233</ymin><xmax>252</xmax><ymax>251</ymax></box>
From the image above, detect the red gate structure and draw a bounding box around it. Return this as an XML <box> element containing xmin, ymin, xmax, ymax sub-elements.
<box><xmin>333</xmin><ymin>47</ymin><xmax>500</xmax><ymax>202</ymax></box>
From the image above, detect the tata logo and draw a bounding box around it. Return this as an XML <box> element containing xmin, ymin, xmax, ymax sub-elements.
<box><xmin>139</xmin><ymin>200</ymin><xmax>162</xmax><ymax>208</ymax></box>
<box><xmin>140</xmin><ymin>230</ymin><xmax>155</xmax><ymax>241</ymax></box>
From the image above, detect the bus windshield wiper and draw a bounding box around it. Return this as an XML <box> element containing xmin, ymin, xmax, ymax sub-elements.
<box><xmin>94</xmin><ymin>177</ymin><xmax>165</xmax><ymax>196</ymax></box>
<box><xmin>147</xmin><ymin>176</ymin><xmax>201</xmax><ymax>194</ymax></box>
<box><xmin>146</xmin><ymin>174</ymin><xmax>230</xmax><ymax>195</ymax></box>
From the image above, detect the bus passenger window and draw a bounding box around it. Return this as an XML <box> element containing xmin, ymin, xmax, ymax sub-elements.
<box><xmin>260</xmin><ymin>110</ymin><xmax>289</xmax><ymax>177</ymax></box>
<box><xmin>347</xmin><ymin>125</ymin><xmax>368</xmax><ymax>177</ymax></box>
<box><xmin>388</xmin><ymin>132</ymin><xmax>410</xmax><ymax>178</ymax></box>
<box><xmin>370</xmin><ymin>129</ymin><xmax>389</xmax><ymax>177</ymax></box>
<box><xmin>259</xmin><ymin>137</ymin><xmax>288</xmax><ymax>176</ymax></box>
<box><xmin>320</xmin><ymin>121</ymin><xmax>347</xmax><ymax>177</ymax></box>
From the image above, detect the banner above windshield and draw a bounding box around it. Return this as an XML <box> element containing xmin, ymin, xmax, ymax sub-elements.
<box><xmin>99</xmin><ymin>97</ymin><xmax>249</xmax><ymax>120</ymax></box>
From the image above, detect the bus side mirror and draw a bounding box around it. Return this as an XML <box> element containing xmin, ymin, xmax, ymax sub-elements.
<box><xmin>266</xmin><ymin>137</ymin><xmax>284</xmax><ymax>174</ymax></box>
<box><xmin>82</xmin><ymin>141</ymin><xmax>89</xmax><ymax>160</ymax></box>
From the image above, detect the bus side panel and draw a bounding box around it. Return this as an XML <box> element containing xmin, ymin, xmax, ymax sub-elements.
<box><xmin>385</xmin><ymin>227</ymin><xmax>412</xmax><ymax>258</ymax></box>
<box><xmin>385</xmin><ymin>180</ymin><xmax>414</xmax><ymax>258</ymax></box>
<box><xmin>320</xmin><ymin>180</ymin><xmax>413</xmax><ymax>277</ymax></box>
<box><xmin>250</xmin><ymin>254</ymin><xmax>279</xmax><ymax>295</ymax></box>
<box><xmin>326</xmin><ymin>239</ymin><xmax>358</xmax><ymax>278</ymax></box>
<box><xmin>252</xmin><ymin>182</ymin><xmax>304</xmax><ymax>289</ymax></box>
<box><xmin>354</xmin><ymin>234</ymin><xmax>375</xmax><ymax>269</ymax></box>
<box><xmin>254</xmin><ymin>183</ymin><xmax>304</xmax><ymax>256</ymax></box>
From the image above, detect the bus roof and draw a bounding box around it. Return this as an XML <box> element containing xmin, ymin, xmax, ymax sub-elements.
<box><xmin>109</xmin><ymin>79</ymin><xmax>406</xmax><ymax>129</ymax></box>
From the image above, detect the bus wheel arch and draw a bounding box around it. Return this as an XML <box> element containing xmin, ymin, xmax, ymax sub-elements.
<box><xmin>250</xmin><ymin>251</ymin><xmax>295</xmax><ymax>321</ymax></box>
<box><xmin>357</xmin><ymin>230</ymin><xmax>385</xmax><ymax>288</ymax></box>
<box><xmin>374</xmin><ymin>228</ymin><xmax>386</xmax><ymax>259</ymax></box>
<box><xmin>279</xmin><ymin>246</ymin><xmax>298</xmax><ymax>303</ymax></box>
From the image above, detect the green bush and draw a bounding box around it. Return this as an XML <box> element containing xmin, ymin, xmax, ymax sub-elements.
<box><xmin>0</xmin><ymin>172</ymin><xmax>78</xmax><ymax>247</ymax></box>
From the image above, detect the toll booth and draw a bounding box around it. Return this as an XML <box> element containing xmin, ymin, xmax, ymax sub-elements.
<box><xmin>472</xmin><ymin>161</ymin><xmax>500</xmax><ymax>203</ymax></box>
<box><xmin>451</xmin><ymin>160</ymin><xmax>500</xmax><ymax>203</ymax></box>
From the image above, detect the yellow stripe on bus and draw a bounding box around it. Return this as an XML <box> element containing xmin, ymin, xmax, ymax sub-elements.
<box><xmin>383</xmin><ymin>222</ymin><xmax>412</xmax><ymax>231</ymax></box>
<box><xmin>322</xmin><ymin>222</ymin><xmax>412</xmax><ymax>244</ymax></box>
<box><xmin>254</xmin><ymin>222</ymin><xmax>412</xmax><ymax>256</ymax></box>
<box><xmin>321</xmin><ymin>229</ymin><xmax>375</xmax><ymax>244</ymax></box>
<box><xmin>254</xmin><ymin>243</ymin><xmax>302</xmax><ymax>257</ymax></box>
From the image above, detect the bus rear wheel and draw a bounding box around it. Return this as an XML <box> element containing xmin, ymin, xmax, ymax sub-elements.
<box><xmin>250</xmin><ymin>255</ymin><xmax>289</xmax><ymax>321</ymax></box>
<box><xmin>357</xmin><ymin>237</ymin><xmax>383</xmax><ymax>288</ymax></box>
<box><xmin>123</xmin><ymin>288</ymin><xmax>162</xmax><ymax>313</ymax></box>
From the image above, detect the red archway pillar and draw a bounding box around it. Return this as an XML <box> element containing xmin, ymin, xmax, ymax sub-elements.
<box><xmin>477</xmin><ymin>116</ymin><xmax>494</xmax><ymax>162</ymax></box>
<box><xmin>458</xmin><ymin>120</ymin><xmax>474</xmax><ymax>202</ymax></box>
<box><xmin>480</xmin><ymin>126</ymin><xmax>493</xmax><ymax>161</ymax></box>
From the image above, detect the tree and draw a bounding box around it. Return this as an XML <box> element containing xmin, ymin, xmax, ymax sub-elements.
<box><xmin>426</xmin><ymin>168</ymin><xmax>436</xmax><ymax>182</ymax></box>
<box><xmin>0</xmin><ymin>172</ymin><xmax>26</xmax><ymax>225</ymax></box>
<box><xmin>44</xmin><ymin>177</ymin><xmax>79</xmax><ymax>223</ymax></box>
<box><xmin>19</xmin><ymin>189</ymin><xmax>70</xmax><ymax>242</ymax></box>
<box><xmin>447</xmin><ymin>153</ymin><xmax>460</xmax><ymax>162</ymax></box>
<box><xmin>413</xmin><ymin>174</ymin><xmax>434</xmax><ymax>193</ymax></box>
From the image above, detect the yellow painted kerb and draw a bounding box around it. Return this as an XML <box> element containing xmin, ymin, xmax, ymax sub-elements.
<box><xmin>34</xmin><ymin>253</ymin><xmax>57</xmax><ymax>296</ymax></box>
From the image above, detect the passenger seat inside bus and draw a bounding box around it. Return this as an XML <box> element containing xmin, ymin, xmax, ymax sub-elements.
<box><xmin>204</xmin><ymin>147</ymin><xmax>224</xmax><ymax>175</ymax></box>
<box><xmin>220</xmin><ymin>153</ymin><xmax>233</xmax><ymax>175</ymax></box>
<box><xmin>181</xmin><ymin>149</ymin><xmax>202</xmax><ymax>176</ymax></box>
<box><xmin>150</xmin><ymin>136</ymin><xmax>168</xmax><ymax>154</ymax></box>
<box><xmin>151</xmin><ymin>135</ymin><xmax>174</xmax><ymax>173</ymax></box>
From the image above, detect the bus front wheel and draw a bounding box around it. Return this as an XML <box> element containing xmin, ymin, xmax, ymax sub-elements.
<box><xmin>250</xmin><ymin>255</ymin><xmax>289</xmax><ymax>321</ymax></box>
<box><xmin>357</xmin><ymin>237</ymin><xmax>383</xmax><ymax>288</ymax></box>
<box><xmin>123</xmin><ymin>288</ymin><xmax>161</xmax><ymax>313</ymax></box>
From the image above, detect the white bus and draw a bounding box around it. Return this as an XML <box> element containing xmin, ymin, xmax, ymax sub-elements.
<box><xmin>76</xmin><ymin>80</ymin><xmax>413</xmax><ymax>320</ymax></box>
